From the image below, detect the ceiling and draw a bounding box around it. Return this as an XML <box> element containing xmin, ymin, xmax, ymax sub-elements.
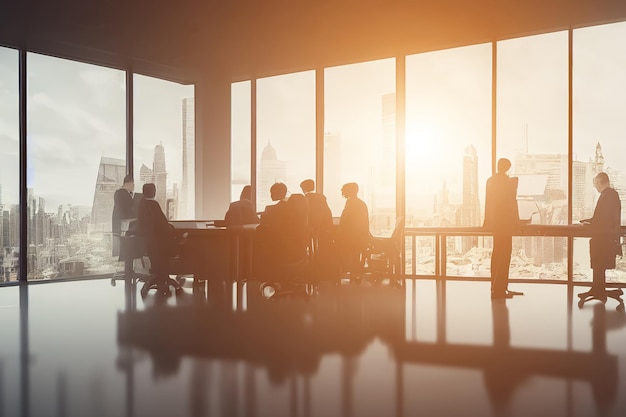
<box><xmin>2</xmin><ymin>0</ymin><xmax>626</xmax><ymax>82</ymax></box>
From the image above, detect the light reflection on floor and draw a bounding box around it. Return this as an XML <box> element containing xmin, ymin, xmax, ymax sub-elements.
<box><xmin>1</xmin><ymin>278</ymin><xmax>625</xmax><ymax>417</ymax></box>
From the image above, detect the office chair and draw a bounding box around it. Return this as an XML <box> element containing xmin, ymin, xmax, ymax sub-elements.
<box><xmin>578</xmin><ymin>286</ymin><xmax>624</xmax><ymax>312</ymax></box>
<box><xmin>361</xmin><ymin>216</ymin><xmax>405</xmax><ymax>285</ymax></box>
<box><xmin>257</xmin><ymin>194</ymin><xmax>315</xmax><ymax>299</ymax></box>
<box><xmin>139</xmin><ymin>226</ymin><xmax>186</xmax><ymax>298</ymax></box>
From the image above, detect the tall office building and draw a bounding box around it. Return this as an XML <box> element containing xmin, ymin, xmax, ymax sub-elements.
<box><xmin>180</xmin><ymin>97</ymin><xmax>195</xmax><ymax>219</ymax></box>
<box><xmin>91</xmin><ymin>157</ymin><xmax>126</xmax><ymax>232</ymax></box>
<box><xmin>460</xmin><ymin>144</ymin><xmax>481</xmax><ymax>227</ymax></box>
<box><xmin>257</xmin><ymin>141</ymin><xmax>287</xmax><ymax>210</ymax></box>
<box><xmin>153</xmin><ymin>142</ymin><xmax>168</xmax><ymax>211</ymax></box>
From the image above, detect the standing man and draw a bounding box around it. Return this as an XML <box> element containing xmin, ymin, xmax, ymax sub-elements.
<box><xmin>300</xmin><ymin>179</ymin><xmax>333</xmax><ymax>258</ymax></box>
<box><xmin>580</xmin><ymin>172</ymin><xmax>622</xmax><ymax>300</ymax></box>
<box><xmin>337</xmin><ymin>182</ymin><xmax>370</xmax><ymax>274</ymax></box>
<box><xmin>112</xmin><ymin>174</ymin><xmax>135</xmax><ymax>257</ymax></box>
<box><xmin>483</xmin><ymin>158</ymin><xmax>523</xmax><ymax>299</ymax></box>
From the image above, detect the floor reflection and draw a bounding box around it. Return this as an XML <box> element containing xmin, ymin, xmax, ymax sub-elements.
<box><xmin>3</xmin><ymin>279</ymin><xmax>626</xmax><ymax>416</ymax></box>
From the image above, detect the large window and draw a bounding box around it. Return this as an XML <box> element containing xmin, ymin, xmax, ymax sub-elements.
<box><xmin>496</xmin><ymin>31</ymin><xmax>569</xmax><ymax>225</ymax></box>
<box><xmin>324</xmin><ymin>59</ymin><xmax>396</xmax><ymax>236</ymax></box>
<box><xmin>231</xmin><ymin>81</ymin><xmax>252</xmax><ymax>202</ymax></box>
<box><xmin>572</xmin><ymin>21</ymin><xmax>626</xmax><ymax>283</ymax></box>
<box><xmin>27</xmin><ymin>53</ymin><xmax>126</xmax><ymax>280</ymax></box>
<box><xmin>405</xmin><ymin>44</ymin><xmax>492</xmax><ymax>230</ymax></box>
<box><xmin>133</xmin><ymin>74</ymin><xmax>195</xmax><ymax>220</ymax></box>
<box><xmin>0</xmin><ymin>46</ymin><xmax>19</xmax><ymax>283</ymax></box>
<box><xmin>256</xmin><ymin>71</ymin><xmax>315</xmax><ymax>210</ymax></box>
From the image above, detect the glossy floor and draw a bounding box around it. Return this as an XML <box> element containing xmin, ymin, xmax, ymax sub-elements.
<box><xmin>1</xmin><ymin>278</ymin><xmax>625</xmax><ymax>417</ymax></box>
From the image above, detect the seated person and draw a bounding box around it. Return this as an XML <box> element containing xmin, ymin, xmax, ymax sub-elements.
<box><xmin>137</xmin><ymin>183</ymin><xmax>173</xmax><ymax>293</ymax></box>
<box><xmin>336</xmin><ymin>182</ymin><xmax>370</xmax><ymax>274</ymax></box>
<box><xmin>112</xmin><ymin>174</ymin><xmax>135</xmax><ymax>257</ymax></box>
<box><xmin>224</xmin><ymin>185</ymin><xmax>259</xmax><ymax>225</ymax></box>
<box><xmin>256</xmin><ymin>183</ymin><xmax>308</xmax><ymax>275</ymax></box>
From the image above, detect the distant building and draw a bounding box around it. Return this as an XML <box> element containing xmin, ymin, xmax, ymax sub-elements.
<box><xmin>180</xmin><ymin>97</ymin><xmax>195</xmax><ymax>219</ymax></box>
<box><xmin>257</xmin><ymin>141</ymin><xmax>287</xmax><ymax>210</ymax></box>
<box><xmin>91</xmin><ymin>156</ymin><xmax>126</xmax><ymax>232</ymax></box>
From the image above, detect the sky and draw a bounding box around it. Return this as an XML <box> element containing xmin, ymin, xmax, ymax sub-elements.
<box><xmin>0</xmin><ymin>50</ymin><xmax>193</xmax><ymax>209</ymax></box>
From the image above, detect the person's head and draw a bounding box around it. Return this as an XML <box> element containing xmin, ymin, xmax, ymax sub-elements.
<box><xmin>143</xmin><ymin>183</ymin><xmax>156</xmax><ymax>199</ymax></box>
<box><xmin>270</xmin><ymin>182</ymin><xmax>287</xmax><ymax>202</ymax></box>
<box><xmin>593</xmin><ymin>172</ymin><xmax>610</xmax><ymax>193</ymax></box>
<box><xmin>300</xmin><ymin>179</ymin><xmax>315</xmax><ymax>194</ymax></box>
<box><xmin>341</xmin><ymin>182</ymin><xmax>359</xmax><ymax>198</ymax></box>
<box><xmin>240</xmin><ymin>185</ymin><xmax>252</xmax><ymax>201</ymax></box>
<box><xmin>497</xmin><ymin>158</ymin><xmax>512</xmax><ymax>174</ymax></box>
<box><xmin>122</xmin><ymin>175</ymin><xmax>134</xmax><ymax>192</ymax></box>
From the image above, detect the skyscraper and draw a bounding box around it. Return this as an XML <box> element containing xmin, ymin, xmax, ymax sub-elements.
<box><xmin>257</xmin><ymin>141</ymin><xmax>287</xmax><ymax>210</ymax></box>
<box><xmin>461</xmin><ymin>144</ymin><xmax>481</xmax><ymax>226</ymax></box>
<box><xmin>180</xmin><ymin>97</ymin><xmax>195</xmax><ymax>219</ymax></box>
<box><xmin>153</xmin><ymin>142</ymin><xmax>168</xmax><ymax>210</ymax></box>
<box><xmin>91</xmin><ymin>157</ymin><xmax>126</xmax><ymax>232</ymax></box>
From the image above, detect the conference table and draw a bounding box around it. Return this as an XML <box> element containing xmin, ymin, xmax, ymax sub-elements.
<box><xmin>167</xmin><ymin>221</ymin><xmax>258</xmax><ymax>283</ymax></box>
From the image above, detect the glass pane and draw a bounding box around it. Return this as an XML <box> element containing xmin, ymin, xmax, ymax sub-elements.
<box><xmin>405</xmin><ymin>234</ymin><xmax>436</xmax><ymax>276</ymax></box>
<box><xmin>573</xmin><ymin>237</ymin><xmax>626</xmax><ymax>283</ymax></box>
<box><xmin>573</xmin><ymin>22</ymin><xmax>626</xmax><ymax>225</ymax></box>
<box><xmin>256</xmin><ymin>71</ymin><xmax>315</xmax><ymax>210</ymax></box>
<box><xmin>497</xmin><ymin>31</ymin><xmax>569</xmax><ymax>225</ymax></box>
<box><xmin>445</xmin><ymin>235</ymin><xmax>491</xmax><ymax>277</ymax></box>
<box><xmin>27</xmin><ymin>53</ymin><xmax>126</xmax><ymax>280</ymax></box>
<box><xmin>324</xmin><ymin>59</ymin><xmax>396</xmax><ymax>236</ymax></box>
<box><xmin>133</xmin><ymin>74</ymin><xmax>195</xmax><ymax>220</ymax></box>
<box><xmin>231</xmin><ymin>81</ymin><xmax>251</xmax><ymax>202</ymax></box>
<box><xmin>0</xmin><ymin>46</ymin><xmax>19</xmax><ymax>283</ymax></box>
<box><xmin>509</xmin><ymin>236</ymin><xmax>567</xmax><ymax>280</ymax></box>
<box><xmin>405</xmin><ymin>44</ymin><xmax>491</xmax><ymax>229</ymax></box>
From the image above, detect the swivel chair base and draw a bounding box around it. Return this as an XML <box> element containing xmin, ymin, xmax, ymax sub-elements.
<box><xmin>140</xmin><ymin>275</ymin><xmax>185</xmax><ymax>298</ymax></box>
<box><xmin>578</xmin><ymin>288</ymin><xmax>625</xmax><ymax>312</ymax></box>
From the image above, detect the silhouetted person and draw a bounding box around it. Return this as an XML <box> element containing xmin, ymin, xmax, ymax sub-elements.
<box><xmin>256</xmin><ymin>182</ymin><xmax>293</xmax><ymax>269</ymax></box>
<box><xmin>112</xmin><ymin>175</ymin><xmax>135</xmax><ymax>256</ymax></box>
<box><xmin>225</xmin><ymin>185</ymin><xmax>259</xmax><ymax>225</ymax></box>
<box><xmin>580</xmin><ymin>172</ymin><xmax>622</xmax><ymax>300</ymax></box>
<box><xmin>483</xmin><ymin>158</ymin><xmax>523</xmax><ymax>299</ymax></box>
<box><xmin>337</xmin><ymin>182</ymin><xmax>370</xmax><ymax>274</ymax></box>
<box><xmin>137</xmin><ymin>183</ymin><xmax>172</xmax><ymax>295</ymax></box>
<box><xmin>300</xmin><ymin>179</ymin><xmax>333</xmax><ymax>257</ymax></box>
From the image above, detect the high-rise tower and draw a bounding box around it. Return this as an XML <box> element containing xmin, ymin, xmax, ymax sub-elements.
<box><xmin>91</xmin><ymin>157</ymin><xmax>126</xmax><ymax>232</ymax></box>
<box><xmin>153</xmin><ymin>142</ymin><xmax>168</xmax><ymax>210</ymax></box>
<box><xmin>180</xmin><ymin>97</ymin><xmax>195</xmax><ymax>219</ymax></box>
<box><xmin>461</xmin><ymin>144</ymin><xmax>481</xmax><ymax>226</ymax></box>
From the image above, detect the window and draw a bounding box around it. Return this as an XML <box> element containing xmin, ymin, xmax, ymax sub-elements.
<box><xmin>256</xmin><ymin>71</ymin><xmax>315</xmax><ymax>210</ymax></box>
<box><xmin>133</xmin><ymin>74</ymin><xmax>195</xmax><ymax>220</ymax></box>
<box><xmin>496</xmin><ymin>31</ymin><xmax>569</xmax><ymax>225</ymax></box>
<box><xmin>324</xmin><ymin>59</ymin><xmax>396</xmax><ymax>236</ymax></box>
<box><xmin>573</xmin><ymin>21</ymin><xmax>626</xmax><ymax>283</ymax></box>
<box><xmin>405</xmin><ymin>44</ymin><xmax>492</xmax><ymax>231</ymax></box>
<box><xmin>231</xmin><ymin>81</ymin><xmax>252</xmax><ymax>202</ymax></box>
<box><xmin>27</xmin><ymin>53</ymin><xmax>126</xmax><ymax>280</ymax></box>
<box><xmin>0</xmin><ymin>46</ymin><xmax>19</xmax><ymax>283</ymax></box>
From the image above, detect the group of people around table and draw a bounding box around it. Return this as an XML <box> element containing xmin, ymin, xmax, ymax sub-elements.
<box><xmin>226</xmin><ymin>179</ymin><xmax>371</xmax><ymax>276</ymax></box>
<box><xmin>113</xmin><ymin>158</ymin><xmax>623</xmax><ymax>299</ymax></box>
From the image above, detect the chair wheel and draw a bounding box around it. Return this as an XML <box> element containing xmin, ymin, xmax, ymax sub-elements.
<box><xmin>260</xmin><ymin>282</ymin><xmax>276</xmax><ymax>299</ymax></box>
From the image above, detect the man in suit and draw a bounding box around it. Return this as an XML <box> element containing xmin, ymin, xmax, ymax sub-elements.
<box><xmin>337</xmin><ymin>182</ymin><xmax>370</xmax><ymax>274</ymax></box>
<box><xmin>256</xmin><ymin>182</ymin><xmax>293</xmax><ymax>269</ymax></box>
<box><xmin>112</xmin><ymin>175</ymin><xmax>135</xmax><ymax>257</ymax></box>
<box><xmin>225</xmin><ymin>185</ymin><xmax>259</xmax><ymax>225</ymax></box>
<box><xmin>300</xmin><ymin>179</ymin><xmax>333</xmax><ymax>258</ymax></box>
<box><xmin>483</xmin><ymin>158</ymin><xmax>524</xmax><ymax>299</ymax></box>
<box><xmin>580</xmin><ymin>172</ymin><xmax>622</xmax><ymax>300</ymax></box>
<box><xmin>137</xmin><ymin>183</ymin><xmax>172</xmax><ymax>295</ymax></box>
